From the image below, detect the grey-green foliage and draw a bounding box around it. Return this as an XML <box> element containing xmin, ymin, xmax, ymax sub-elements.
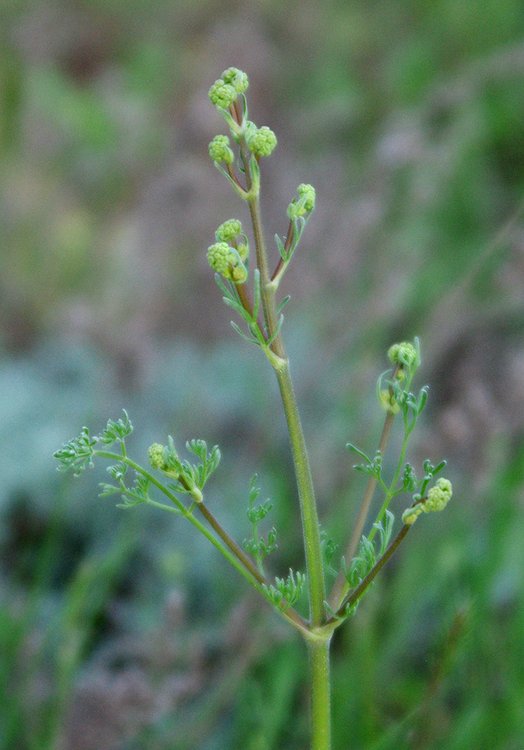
<box><xmin>243</xmin><ymin>475</ymin><xmax>278</xmax><ymax>571</ymax></box>
<box><xmin>97</xmin><ymin>411</ymin><xmax>134</xmax><ymax>445</ymax></box>
<box><xmin>348</xmin><ymin>354</ymin><xmax>447</xmax><ymax>510</ymax></box>
<box><xmin>343</xmin><ymin>510</ymin><xmax>394</xmax><ymax>591</ymax></box>
<box><xmin>170</xmin><ymin>438</ymin><xmax>221</xmax><ymax>493</ymax></box>
<box><xmin>262</xmin><ymin>569</ymin><xmax>306</xmax><ymax>611</ymax></box>
<box><xmin>348</xmin><ymin>446</ymin><xmax>383</xmax><ymax>480</ymax></box>
<box><xmin>54</xmin><ymin>414</ymin><xmax>221</xmax><ymax>508</ymax></box>
<box><xmin>54</xmin><ymin>426</ymin><xmax>99</xmax><ymax>476</ymax></box>
<box><xmin>54</xmin><ymin>411</ymin><xmax>133</xmax><ymax>476</ymax></box>
<box><xmin>99</xmin><ymin>463</ymin><xmax>152</xmax><ymax>509</ymax></box>
<box><xmin>321</xmin><ymin>533</ymin><xmax>339</xmax><ymax>578</ymax></box>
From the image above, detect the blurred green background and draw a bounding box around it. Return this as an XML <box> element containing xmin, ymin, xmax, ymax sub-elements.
<box><xmin>1</xmin><ymin>1</ymin><xmax>524</xmax><ymax>748</ymax></box>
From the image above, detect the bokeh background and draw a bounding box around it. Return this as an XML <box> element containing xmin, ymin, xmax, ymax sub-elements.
<box><xmin>1</xmin><ymin>1</ymin><xmax>524</xmax><ymax>748</ymax></box>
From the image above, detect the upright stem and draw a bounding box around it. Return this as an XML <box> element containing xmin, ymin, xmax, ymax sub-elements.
<box><xmin>246</xmin><ymin>189</ymin><xmax>325</xmax><ymax>626</ymax></box>
<box><xmin>242</xmin><ymin>144</ymin><xmax>330</xmax><ymax>745</ymax></box>
<box><xmin>308</xmin><ymin>637</ymin><xmax>332</xmax><ymax>750</ymax></box>
<box><xmin>276</xmin><ymin>362</ymin><xmax>326</xmax><ymax>626</ymax></box>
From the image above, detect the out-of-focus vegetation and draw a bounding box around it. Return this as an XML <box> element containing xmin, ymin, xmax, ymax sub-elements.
<box><xmin>1</xmin><ymin>1</ymin><xmax>523</xmax><ymax>748</ymax></box>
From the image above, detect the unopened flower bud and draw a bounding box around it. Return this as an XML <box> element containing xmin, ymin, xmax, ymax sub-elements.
<box><xmin>388</xmin><ymin>341</ymin><xmax>418</xmax><ymax>369</ymax></box>
<box><xmin>297</xmin><ymin>183</ymin><xmax>316</xmax><ymax>212</ymax></box>
<box><xmin>288</xmin><ymin>183</ymin><xmax>316</xmax><ymax>219</ymax></box>
<box><xmin>207</xmin><ymin>242</ymin><xmax>247</xmax><ymax>284</ymax></box>
<box><xmin>230</xmin><ymin>263</ymin><xmax>248</xmax><ymax>283</ymax></box>
<box><xmin>221</xmin><ymin>67</ymin><xmax>249</xmax><ymax>94</ymax></box>
<box><xmin>246</xmin><ymin>126</ymin><xmax>277</xmax><ymax>157</ymax></box>
<box><xmin>402</xmin><ymin>506</ymin><xmax>423</xmax><ymax>525</ymax></box>
<box><xmin>208</xmin><ymin>135</ymin><xmax>234</xmax><ymax>165</ymax></box>
<box><xmin>207</xmin><ymin>242</ymin><xmax>232</xmax><ymax>275</ymax></box>
<box><xmin>148</xmin><ymin>443</ymin><xmax>166</xmax><ymax>471</ymax></box>
<box><xmin>208</xmin><ymin>79</ymin><xmax>237</xmax><ymax>109</ymax></box>
<box><xmin>236</xmin><ymin>241</ymin><xmax>249</xmax><ymax>262</ymax></box>
<box><xmin>215</xmin><ymin>218</ymin><xmax>242</xmax><ymax>243</ymax></box>
<box><xmin>424</xmin><ymin>478</ymin><xmax>453</xmax><ymax>513</ymax></box>
<box><xmin>379</xmin><ymin>389</ymin><xmax>400</xmax><ymax>414</ymax></box>
<box><xmin>402</xmin><ymin>477</ymin><xmax>453</xmax><ymax>525</ymax></box>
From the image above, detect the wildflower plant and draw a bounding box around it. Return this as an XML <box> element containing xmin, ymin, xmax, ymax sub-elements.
<box><xmin>54</xmin><ymin>67</ymin><xmax>453</xmax><ymax>750</ymax></box>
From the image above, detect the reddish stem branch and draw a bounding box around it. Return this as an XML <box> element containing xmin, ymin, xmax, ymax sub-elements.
<box><xmin>328</xmin><ymin>364</ymin><xmax>401</xmax><ymax>609</ymax></box>
<box><xmin>328</xmin><ymin>523</ymin><xmax>411</xmax><ymax>624</ymax></box>
<box><xmin>271</xmin><ymin>218</ymin><xmax>294</xmax><ymax>282</ymax></box>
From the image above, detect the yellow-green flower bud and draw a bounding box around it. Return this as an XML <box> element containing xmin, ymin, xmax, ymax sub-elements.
<box><xmin>402</xmin><ymin>506</ymin><xmax>423</xmax><ymax>525</ymax></box>
<box><xmin>246</xmin><ymin>126</ymin><xmax>277</xmax><ymax>157</ymax></box>
<box><xmin>208</xmin><ymin>78</ymin><xmax>237</xmax><ymax>109</ymax></box>
<box><xmin>215</xmin><ymin>218</ymin><xmax>242</xmax><ymax>243</ymax></box>
<box><xmin>207</xmin><ymin>242</ymin><xmax>247</xmax><ymax>284</ymax></box>
<box><xmin>148</xmin><ymin>443</ymin><xmax>166</xmax><ymax>471</ymax></box>
<box><xmin>236</xmin><ymin>241</ymin><xmax>249</xmax><ymax>262</ymax></box>
<box><xmin>208</xmin><ymin>135</ymin><xmax>234</xmax><ymax>165</ymax></box>
<box><xmin>297</xmin><ymin>183</ymin><xmax>316</xmax><ymax>212</ymax></box>
<box><xmin>388</xmin><ymin>341</ymin><xmax>418</xmax><ymax>369</ymax></box>
<box><xmin>207</xmin><ymin>242</ymin><xmax>233</xmax><ymax>275</ymax></box>
<box><xmin>402</xmin><ymin>478</ymin><xmax>453</xmax><ymax>525</ymax></box>
<box><xmin>221</xmin><ymin>67</ymin><xmax>249</xmax><ymax>94</ymax></box>
<box><xmin>424</xmin><ymin>478</ymin><xmax>453</xmax><ymax>513</ymax></box>
<box><xmin>230</xmin><ymin>263</ymin><xmax>248</xmax><ymax>283</ymax></box>
<box><xmin>379</xmin><ymin>389</ymin><xmax>400</xmax><ymax>414</ymax></box>
<box><xmin>288</xmin><ymin>183</ymin><xmax>316</xmax><ymax>219</ymax></box>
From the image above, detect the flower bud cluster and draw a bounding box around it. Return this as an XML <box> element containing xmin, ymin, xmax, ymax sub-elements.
<box><xmin>425</xmin><ymin>478</ymin><xmax>453</xmax><ymax>512</ymax></box>
<box><xmin>215</xmin><ymin>219</ymin><xmax>249</xmax><ymax>261</ymax></box>
<box><xmin>207</xmin><ymin>242</ymin><xmax>247</xmax><ymax>283</ymax></box>
<box><xmin>208</xmin><ymin>134</ymin><xmax>234</xmax><ymax>165</ymax></box>
<box><xmin>148</xmin><ymin>442</ymin><xmax>180</xmax><ymax>479</ymax></box>
<box><xmin>208</xmin><ymin>67</ymin><xmax>249</xmax><ymax>110</ymax></box>
<box><xmin>148</xmin><ymin>443</ymin><xmax>166</xmax><ymax>470</ymax></box>
<box><xmin>402</xmin><ymin>478</ymin><xmax>453</xmax><ymax>525</ymax></box>
<box><xmin>215</xmin><ymin>218</ymin><xmax>242</xmax><ymax>242</ymax></box>
<box><xmin>221</xmin><ymin>67</ymin><xmax>249</xmax><ymax>94</ymax></box>
<box><xmin>246</xmin><ymin>125</ymin><xmax>277</xmax><ymax>158</ymax></box>
<box><xmin>388</xmin><ymin>341</ymin><xmax>418</xmax><ymax>370</ymax></box>
<box><xmin>287</xmin><ymin>183</ymin><xmax>316</xmax><ymax>219</ymax></box>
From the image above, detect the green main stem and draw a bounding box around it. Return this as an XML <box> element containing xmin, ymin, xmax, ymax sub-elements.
<box><xmin>246</xmin><ymin>183</ymin><xmax>329</xmax><ymax>746</ymax></box>
<box><xmin>308</xmin><ymin>637</ymin><xmax>332</xmax><ymax>750</ymax></box>
<box><xmin>247</xmin><ymin>193</ymin><xmax>325</xmax><ymax>627</ymax></box>
<box><xmin>275</xmin><ymin>362</ymin><xmax>326</xmax><ymax>626</ymax></box>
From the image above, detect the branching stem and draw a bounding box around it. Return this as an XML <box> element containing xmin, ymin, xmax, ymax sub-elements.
<box><xmin>96</xmin><ymin>450</ymin><xmax>310</xmax><ymax>636</ymax></box>
<box><xmin>239</xmin><ymin>151</ymin><xmax>326</xmax><ymax>627</ymax></box>
<box><xmin>329</xmin><ymin>523</ymin><xmax>411</xmax><ymax>625</ymax></box>
<box><xmin>197</xmin><ymin>502</ymin><xmax>265</xmax><ymax>585</ymax></box>
<box><xmin>329</xmin><ymin>411</ymin><xmax>395</xmax><ymax>609</ymax></box>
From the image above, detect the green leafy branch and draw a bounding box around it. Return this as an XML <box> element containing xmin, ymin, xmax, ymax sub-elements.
<box><xmin>263</xmin><ymin>569</ymin><xmax>307</xmax><ymax>612</ymax></box>
<box><xmin>269</xmin><ymin>191</ymin><xmax>315</xmax><ymax>291</ymax></box>
<box><xmin>148</xmin><ymin>436</ymin><xmax>221</xmax><ymax>503</ymax></box>
<box><xmin>54</xmin><ymin>411</ymin><xmax>133</xmax><ymax>476</ymax></box>
<box><xmin>328</xmin><ymin>339</ymin><xmax>452</xmax><ymax>612</ymax></box>
<box><xmin>55</xmin><ymin>412</ymin><xmax>311</xmax><ymax>638</ymax></box>
<box><xmin>99</xmin><ymin>463</ymin><xmax>152</xmax><ymax>509</ymax></box>
<box><xmin>326</xmin><ymin>522</ymin><xmax>413</xmax><ymax>626</ymax></box>
<box><xmin>243</xmin><ymin>474</ymin><xmax>278</xmax><ymax>575</ymax></box>
<box><xmin>323</xmin><ymin>510</ymin><xmax>395</xmax><ymax>622</ymax></box>
<box><xmin>321</xmin><ymin>533</ymin><xmax>339</xmax><ymax>578</ymax></box>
